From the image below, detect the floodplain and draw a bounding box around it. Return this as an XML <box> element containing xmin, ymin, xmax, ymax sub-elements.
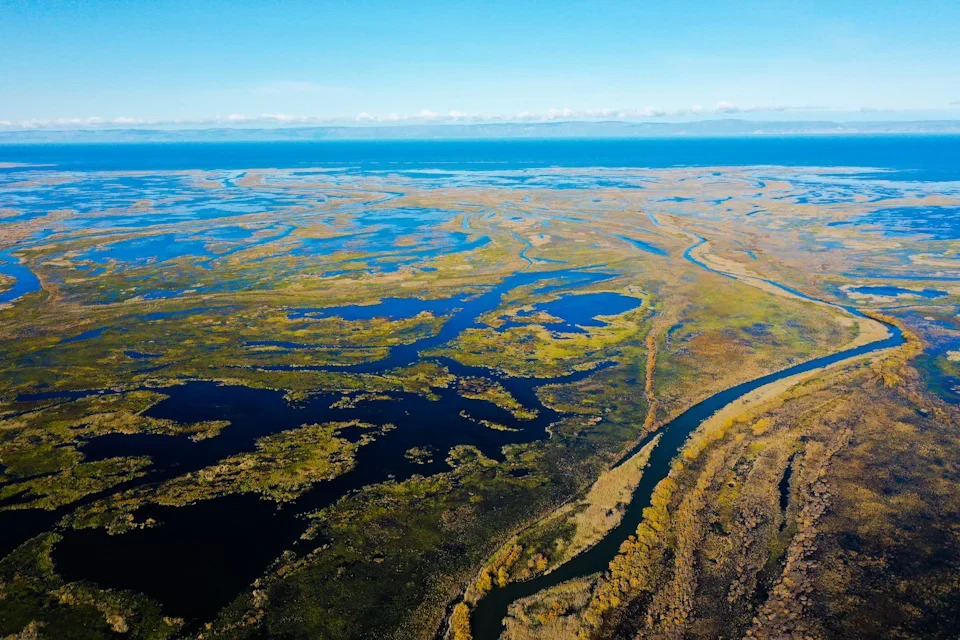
<box><xmin>1</xmin><ymin>158</ymin><xmax>958</xmax><ymax>640</ymax></box>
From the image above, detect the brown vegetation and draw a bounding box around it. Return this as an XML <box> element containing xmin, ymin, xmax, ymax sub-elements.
<box><xmin>499</xmin><ymin>323</ymin><xmax>960</xmax><ymax>640</ymax></box>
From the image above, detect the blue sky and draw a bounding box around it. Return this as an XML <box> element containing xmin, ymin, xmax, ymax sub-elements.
<box><xmin>2</xmin><ymin>0</ymin><xmax>959</xmax><ymax>128</ymax></box>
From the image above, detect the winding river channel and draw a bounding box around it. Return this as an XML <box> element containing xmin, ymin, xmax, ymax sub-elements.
<box><xmin>467</xmin><ymin>231</ymin><xmax>905</xmax><ymax>639</ymax></box>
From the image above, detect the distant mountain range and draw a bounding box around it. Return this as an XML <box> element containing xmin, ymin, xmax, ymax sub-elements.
<box><xmin>2</xmin><ymin>119</ymin><xmax>960</xmax><ymax>143</ymax></box>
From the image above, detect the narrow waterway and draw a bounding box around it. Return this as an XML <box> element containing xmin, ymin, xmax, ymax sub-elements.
<box><xmin>468</xmin><ymin>231</ymin><xmax>904</xmax><ymax>639</ymax></box>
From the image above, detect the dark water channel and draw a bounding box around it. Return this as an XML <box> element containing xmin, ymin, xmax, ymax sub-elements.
<box><xmin>3</xmin><ymin>268</ymin><xmax>644</xmax><ymax>623</ymax></box>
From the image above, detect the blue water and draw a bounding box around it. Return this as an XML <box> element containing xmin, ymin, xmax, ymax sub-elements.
<box><xmin>2</xmin><ymin>136</ymin><xmax>959</xmax><ymax>304</ymax></box>
<box><xmin>291</xmin><ymin>220</ymin><xmax>489</xmax><ymax>270</ymax></box>
<box><xmin>848</xmin><ymin>285</ymin><xmax>947</xmax><ymax>298</ymax></box>
<box><xmin>202</xmin><ymin>225</ymin><xmax>260</xmax><ymax>241</ymax></box>
<box><xmin>615</xmin><ymin>234</ymin><xmax>669</xmax><ymax>256</ymax></box>
<box><xmin>0</xmin><ymin>249</ymin><xmax>41</xmax><ymax>304</ymax></box>
<box><xmin>828</xmin><ymin>206</ymin><xmax>960</xmax><ymax>239</ymax></box>
<box><xmin>79</xmin><ymin>234</ymin><xmax>212</xmax><ymax>264</ymax></box>
<box><xmin>500</xmin><ymin>292</ymin><xmax>643</xmax><ymax>334</ymax></box>
<box><xmin>2</xmin><ymin>137</ymin><xmax>960</xmax><ymax>178</ymax></box>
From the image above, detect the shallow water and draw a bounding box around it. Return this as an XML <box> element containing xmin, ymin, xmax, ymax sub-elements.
<box><xmin>614</xmin><ymin>234</ymin><xmax>669</xmax><ymax>256</ymax></box>
<box><xmin>829</xmin><ymin>206</ymin><xmax>960</xmax><ymax>239</ymax></box>
<box><xmin>848</xmin><ymin>285</ymin><xmax>947</xmax><ymax>298</ymax></box>
<box><xmin>0</xmin><ymin>248</ymin><xmax>41</xmax><ymax>303</ymax></box>
<box><xmin>3</xmin><ymin>137</ymin><xmax>959</xmax><ymax>308</ymax></box>
<box><xmin>500</xmin><ymin>292</ymin><xmax>643</xmax><ymax>334</ymax></box>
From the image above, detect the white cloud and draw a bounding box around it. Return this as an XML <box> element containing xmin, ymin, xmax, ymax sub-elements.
<box><xmin>0</xmin><ymin>103</ymin><xmax>891</xmax><ymax>131</ymax></box>
<box><xmin>858</xmin><ymin>106</ymin><xmax>898</xmax><ymax>114</ymax></box>
<box><xmin>715</xmin><ymin>101</ymin><xmax>741</xmax><ymax>114</ymax></box>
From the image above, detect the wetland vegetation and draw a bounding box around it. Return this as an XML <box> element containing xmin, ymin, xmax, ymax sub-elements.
<box><xmin>1</xmin><ymin>148</ymin><xmax>958</xmax><ymax>640</ymax></box>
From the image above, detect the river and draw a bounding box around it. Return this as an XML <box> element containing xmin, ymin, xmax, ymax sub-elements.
<box><xmin>467</xmin><ymin>230</ymin><xmax>904</xmax><ymax>639</ymax></box>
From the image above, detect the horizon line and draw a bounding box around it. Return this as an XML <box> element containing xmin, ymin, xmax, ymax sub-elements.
<box><xmin>2</xmin><ymin>118</ymin><xmax>960</xmax><ymax>143</ymax></box>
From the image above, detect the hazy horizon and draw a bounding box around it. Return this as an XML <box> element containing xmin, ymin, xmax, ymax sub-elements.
<box><xmin>3</xmin><ymin>117</ymin><xmax>960</xmax><ymax>145</ymax></box>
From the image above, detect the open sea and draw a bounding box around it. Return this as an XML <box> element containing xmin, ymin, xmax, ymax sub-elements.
<box><xmin>1</xmin><ymin>135</ymin><xmax>960</xmax><ymax>180</ymax></box>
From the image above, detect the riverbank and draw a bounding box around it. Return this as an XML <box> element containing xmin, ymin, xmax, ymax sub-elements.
<box><xmin>460</xmin><ymin>223</ymin><xmax>907</xmax><ymax>640</ymax></box>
